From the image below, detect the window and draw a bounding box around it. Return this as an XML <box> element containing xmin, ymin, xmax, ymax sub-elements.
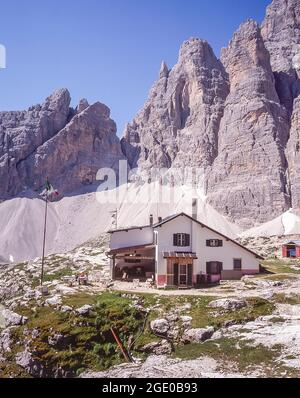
<box><xmin>173</xmin><ymin>233</ymin><xmax>190</xmax><ymax>247</ymax></box>
<box><xmin>233</xmin><ymin>259</ymin><xmax>242</xmax><ymax>270</ymax></box>
<box><xmin>206</xmin><ymin>261</ymin><xmax>223</xmax><ymax>275</ymax></box>
<box><xmin>206</xmin><ymin>239</ymin><xmax>223</xmax><ymax>247</ymax></box>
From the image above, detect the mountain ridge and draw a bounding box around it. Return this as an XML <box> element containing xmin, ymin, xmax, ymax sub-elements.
<box><xmin>1</xmin><ymin>0</ymin><xmax>300</xmax><ymax>231</ymax></box>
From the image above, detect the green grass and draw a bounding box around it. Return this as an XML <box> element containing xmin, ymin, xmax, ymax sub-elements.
<box><xmin>273</xmin><ymin>293</ymin><xmax>300</xmax><ymax>305</ymax></box>
<box><xmin>2</xmin><ymin>291</ymin><xmax>278</xmax><ymax>378</ymax></box>
<box><xmin>268</xmin><ymin>316</ymin><xmax>285</xmax><ymax>323</ymax></box>
<box><xmin>125</xmin><ymin>293</ymin><xmax>275</xmax><ymax>350</ymax></box>
<box><xmin>173</xmin><ymin>338</ymin><xmax>296</xmax><ymax>377</ymax></box>
<box><xmin>189</xmin><ymin>297</ymin><xmax>274</xmax><ymax>329</ymax></box>
<box><xmin>62</xmin><ymin>292</ymin><xmax>97</xmax><ymax>307</ymax></box>
<box><xmin>261</xmin><ymin>259</ymin><xmax>300</xmax><ymax>275</ymax></box>
<box><xmin>261</xmin><ymin>274</ymin><xmax>297</xmax><ymax>281</ymax></box>
<box><xmin>7</xmin><ymin>292</ymin><xmax>147</xmax><ymax>377</ymax></box>
<box><xmin>43</xmin><ymin>267</ymin><xmax>74</xmax><ymax>282</ymax></box>
<box><xmin>132</xmin><ymin>294</ymin><xmax>275</xmax><ymax>329</ymax></box>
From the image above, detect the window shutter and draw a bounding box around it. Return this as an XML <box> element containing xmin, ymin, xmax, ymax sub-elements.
<box><xmin>185</xmin><ymin>234</ymin><xmax>190</xmax><ymax>246</ymax></box>
<box><xmin>218</xmin><ymin>240</ymin><xmax>223</xmax><ymax>247</ymax></box>
<box><xmin>173</xmin><ymin>234</ymin><xmax>178</xmax><ymax>246</ymax></box>
<box><xmin>206</xmin><ymin>240</ymin><xmax>210</xmax><ymax>247</ymax></box>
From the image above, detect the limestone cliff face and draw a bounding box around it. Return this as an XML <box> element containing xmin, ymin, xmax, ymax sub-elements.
<box><xmin>261</xmin><ymin>0</ymin><xmax>300</xmax><ymax>114</ymax></box>
<box><xmin>2</xmin><ymin>0</ymin><xmax>300</xmax><ymax>229</ymax></box>
<box><xmin>120</xmin><ymin>0</ymin><xmax>300</xmax><ymax>228</ymax></box>
<box><xmin>0</xmin><ymin>89</ymin><xmax>123</xmax><ymax>198</ymax></box>
<box><xmin>206</xmin><ymin>20</ymin><xmax>290</xmax><ymax>228</ymax></box>
<box><xmin>121</xmin><ymin>38</ymin><xmax>229</xmax><ymax>171</ymax></box>
<box><xmin>263</xmin><ymin>0</ymin><xmax>300</xmax><ymax>211</ymax></box>
<box><xmin>287</xmin><ymin>96</ymin><xmax>300</xmax><ymax>208</ymax></box>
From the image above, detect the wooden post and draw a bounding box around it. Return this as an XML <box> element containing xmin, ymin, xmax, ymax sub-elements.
<box><xmin>112</xmin><ymin>255</ymin><xmax>116</xmax><ymax>280</ymax></box>
<box><xmin>40</xmin><ymin>195</ymin><xmax>48</xmax><ymax>286</ymax></box>
<box><xmin>110</xmin><ymin>327</ymin><xmax>132</xmax><ymax>363</ymax></box>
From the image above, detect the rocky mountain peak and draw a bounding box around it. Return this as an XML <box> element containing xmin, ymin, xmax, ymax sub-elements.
<box><xmin>0</xmin><ymin>90</ymin><xmax>124</xmax><ymax>198</ymax></box>
<box><xmin>179</xmin><ymin>37</ymin><xmax>223</xmax><ymax>71</ymax></box>
<box><xmin>121</xmin><ymin>36</ymin><xmax>229</xmax><ymax>170</ymax></box>
<box><xmin>261</xmin><ymin>0</ymin><xmax>300</xmax><ymax>74</ymax></box>
<box><xmin>221</xmin><ymin>19</ymin><xmax>276</xmax><ymax>96</ymax></box>
<box><xmin>76</xmin><ymin>98</ymin><xmax>90</xmax><ymax>114</ymax></box>
<box><xmin>159</xmin><ymin>61</ymin><xmax>169</xmax><ymax>79</ymax></box>
<box><xmin>261</xmin><ymin>0</ymin><xmax>300</xmax><ymax>114</ymax></box>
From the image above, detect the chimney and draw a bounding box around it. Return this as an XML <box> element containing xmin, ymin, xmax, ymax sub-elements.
<box><xmin>192</xmin><ymin>198</ymin><xmax>198</xmax><ymax>220</ymax></box>
<box><xmin>158</xmin><ymin>216</ymin><xmax>162</xmax><ymax>223</ymax></box>
<box><xmin>149</xmin><ymin>214</ymin><xmax>153</xmax><ymax>226</ymax></box>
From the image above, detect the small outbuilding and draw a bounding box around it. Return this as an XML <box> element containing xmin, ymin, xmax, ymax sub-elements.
<box><xmin>282</xmin><ymin>240</ymin><xmax>300</xmax><ymax>258</ymax></box>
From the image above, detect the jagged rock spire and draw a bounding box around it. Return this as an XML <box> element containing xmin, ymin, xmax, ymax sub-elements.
<box><xmin>159</xmin><ymin>61</ymin><xmax>169</xmax><ymax>78</ymax></box>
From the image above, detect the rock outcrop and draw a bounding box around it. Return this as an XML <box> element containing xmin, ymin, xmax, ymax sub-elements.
<box><xmin>2</xmin><ymin>0</ymin><xmax>300</xmax><ymax>229</ymax></box>
<box><xmin>0</xmin><ymin>89</ymin><xmax>124</xmax><ymax>198</ymax></box>
<box><xmin>261</xmin><ymin>0</ymin><xmax>300</xmax><ymax>114</ymax></box>
<box><xmin>263</xmin><ymin>0</ymin><xmax>300</xmax><ymax>209</ymax></box>
<box><xmin>121</xmin><ymin>38</ymin><xmax>229</xmax><ymax>171</ymax></box>
<box><xmin>121</xmin><ymin>0</ymin><xmax>300</xmax><ymax>228</ymax></box>
<box><xmin>286</xmin><ymin>96</ymin><xmax>300</xmax><ymax>208</ymax></box>
<box><xmin>206</xmin><ymin>20</ymin><xmax>290</xmax><ymax>228</ymax></box>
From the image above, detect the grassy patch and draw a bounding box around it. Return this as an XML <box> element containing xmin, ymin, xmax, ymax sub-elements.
<box><xmin>0</xmin><ymin>361</ymin><xmax>32</xmax><ymax>378</ymax></box>
<box><xmin>126</xmin><ymin>293</ymin><xmax>275</xmax><ymax>349</ymax></box>
<box><xmin>261</xmin><ymin>259</ymin><xmax>300</xmax><ymax>275</ymax></box>
<box><xmin>43</xmin><ymin>267</ymin><xmax>74</xmax><ymax>282</ymax></box>
<box><xmin>261</xmin><ymin>274</ymin><xmax>297</xmax><ymax>281</ymax></box>
<box><xmin>173</xmin><ymin>338</ymin><xmax>287</xmax><ymax>376</ymax></box>
<box><xmin>268</xmin><ymin>316</ymin><xmax>285</xmax><ymax>323</ymax></box>
<box><xmin>190</xmin><ymin>297</ymin><xmax>274</xmax><ymax>329</ymax></box>
<box><xmin>7</xmin><ymin>292</ymin><xmax>147</xmax><ymax>377</ymax></box>
<box><xmin>62</xmin><ymin>292</ymin><xmax>97</xmax><ymax>307</ymax></box>
<box><xmin>273</xmin><ymin>293</ymin><xmax>300</xmax><ymax>305</ymax></box>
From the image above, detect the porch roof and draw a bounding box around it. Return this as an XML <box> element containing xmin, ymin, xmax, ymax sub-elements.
<box><xmin>163</xmin><ymin>251</ymin><xmax>198</xmax><ymax>259</ymax></box>
<box><xmin>107</xmin><ymin>244</ymin><xmax>155</xmax><ymax>255</ymax></box>
<box><xmin>284</xmin><ymin>240</ymin><xmax>300</xmax><ymax>246</ymax></box>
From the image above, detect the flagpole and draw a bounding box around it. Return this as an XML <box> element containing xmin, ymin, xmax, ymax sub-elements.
<box><xmin>40</xmin><ymin>194</ymin><xmax>48</xmax><ymax>286</ymax></box>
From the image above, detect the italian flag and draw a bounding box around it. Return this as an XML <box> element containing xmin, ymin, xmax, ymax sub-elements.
<box><xmin>41</xmin><ymin>178</ymin><xmax>59</xmax><ymax>199</ymax></box>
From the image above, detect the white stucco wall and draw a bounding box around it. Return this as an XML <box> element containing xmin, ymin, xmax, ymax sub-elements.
<box><xmin>154</xmin><ymin>215</ymin><xmax>260</xmax><ymax>278</ymax></box>
<box><xmin>154</xmin><ymin>215</ymin><xmax>193</xmax><ymax>277</ymax></box>
<box><xmin>109</xmin><ymin>227</ymin><xmax>153</xmax><ymax>250</ymax></box>
<box><xmin>192</xmin><ymin>223</ymin><xmax>260</xmax><ymax>274</ymax></box>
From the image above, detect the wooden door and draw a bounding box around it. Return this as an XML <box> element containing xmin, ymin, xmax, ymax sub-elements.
<box><xmin>179</xmin><ymin>264</ymin><xmax>187</xmax><ymax>286</ymax></box>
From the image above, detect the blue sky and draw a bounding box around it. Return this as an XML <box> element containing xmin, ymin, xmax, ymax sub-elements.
<box><xmin>0</xmin><ymin>0</ymin><xmax>271</xmax><ymax>135</ymax></box>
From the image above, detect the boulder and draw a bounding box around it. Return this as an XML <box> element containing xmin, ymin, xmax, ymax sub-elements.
<box><xmin>45</xmin><ymin>295</ymin><xmax>62</xmax><ymax>307</ymax></box>
<box><xmin>182</xmin><ymin>327</ymin><xmax>215</xmax><ymax>343</ymax></box>
<box><xmin>141</xmin><ymin>339</ymin><xmax>172</xmax><ymax>355</ymax></box>
<box><xmin>180</xmin><ymin>316</ymin><xmax>193</xmax><ymax>323</ymax></box>
<box><xmin>208</xmin><ymin>298</ymin><xmax>247</xmax><ymax>311</ymax></box>
<box><xmin>76</xmin><ymin>305</ymin><xmax>93</xmax><ymax>316</ymax></box>
<box><xmin>150</xmin><ymin>318</ymin><xmax>170</xmax><ymax>335</ymax></box>
<box><xmin>60</xmin><ymin>305</ymin><xmax>73</xmax><ymax>313</ymax></box>
<box><xmin>48</xmin><ymin>333</ymin><xmax>72</xmax><ymax>348</ymax></box>
<box><xmin>15</xmin><ymin>349</ymin><xmax>44</xmax><ymax>377</ymax></box>
<box><xmin>1</xmin><ymin>309</ymin><xmax>27</xmax><ymax>327</ymax></box>
<box><xmin>165</xmin><ymin>314</ymin><xmax>179</xmax><ymax>323</ymax></box>
<box><xmin>0</xmin><ymin>328</ymin><xmax>12</xmax><ymax>352</ymax></box>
